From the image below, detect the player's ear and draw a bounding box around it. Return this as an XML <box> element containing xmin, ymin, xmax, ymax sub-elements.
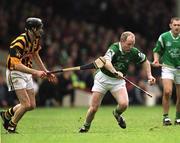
<box><xmin>169</xmin><ymin>23</ymin><xmax>172</xmax><ymax>29</ymax></box>
<box><xmin>31</xmin><ymin>27</ymin><xmax>36</xmax><ymax>32</ymax></box>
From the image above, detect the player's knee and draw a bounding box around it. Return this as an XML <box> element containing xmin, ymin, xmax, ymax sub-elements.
<box><xmin>22</xmin><ymin>102</ymin><xmax>36</xmax><ymax>111</ymax></box>
<box><xmin>90</xmin><ymin>106</ymin><xmax>98</xmax><ymax>113</ymax></box>
<box><xmin>28</xmin><ymin>103</ymin><xmax>36</xmax><ymax>111</ymax></box>
<box><xmin>22</xmin><ymin>103</ymin><xmax>31</xmax><ymax>111</ymax></box>
<box><xmin>164</xmin><ymin>89</ymin><xmax>172</xmax><ymax>97</ymax></box>
<box><xmin>119</xmin><ymin>102</ymin><xmax>128</xmax><ymax>110</ymax></box>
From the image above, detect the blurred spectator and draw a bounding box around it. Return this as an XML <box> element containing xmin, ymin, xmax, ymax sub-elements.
<box><xmin>126</xmin><ymin>64</ymin><xmax>138</xmax><ymax>105</ymax></box>
<box><xmin>56</xmin><ymin>71</ymin><xmax>75</xmax><ymax>107</ymax></box>
<box><xmin>38</xmin><ymin>79</ymin><xmax>58</xmax><ymax>107</ymax></box>
<box><xmin>0</xmin><ymin>70</ymin><xmax>18</xmax><ymax>107</ymax></box>
<box><xmin>145</xmin><ymin>77</ymin><xmax>162</xmax><ymax>106</ymax></box>
<box><xmin>137</xmin><ymin>68</ymin><xmax>162</xmax><ymax>106</ymax></box>
<box><xmin>0</xmin><ymin>70</ymin><xmax>8</xmax><ymax>107</ymax></box>
<box><xmin>135</xmin><ymin>68</ymin><xmax>148</xmax><ymax>105</ymax></box>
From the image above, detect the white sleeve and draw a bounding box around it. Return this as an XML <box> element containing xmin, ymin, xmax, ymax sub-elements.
<box><xmin>138</xmin><ymin>52</ymin><xmax>146</xmax><ymax>63</ymax></box>
<box><xmin>158</xmin><ymin>35</ymin><xmax>164</xmax><ymax>48</ymax></box>
<box><xmin>104</xmin><ymin>49</ymin><xmax>115</xmax><ymax>62</ymax></box>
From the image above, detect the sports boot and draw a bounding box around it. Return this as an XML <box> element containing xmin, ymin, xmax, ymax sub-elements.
<box><xmin>163</xmin><ymin>117</ymin><xmax>172</xmax><ymax>126</ymax></box>
<box><xmin>79</xmin><ymin>124</ymin><xmax>90</xmax><ymax>133</ymax></box>
<box><xmin>0</xmin><ymin>111</ymin><xmax>10</xmax><ymax>130</ymax></box>
<box><xmin>174</xmin><ymin>119</ymin><xmax>180</xmax><ymax>125</ymax></box>
<box><xmin>113</xmin><ymin>110</ymin><xmax>126</xmax><ymax>129</ymax></box>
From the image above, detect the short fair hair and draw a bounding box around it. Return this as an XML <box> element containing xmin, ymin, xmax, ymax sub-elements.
<box><xmin>120</xmin><ymin>31</ymin><xmax>135</xmax><ymax>42</ymax></box>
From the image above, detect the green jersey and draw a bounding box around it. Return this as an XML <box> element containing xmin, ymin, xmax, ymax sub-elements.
<box><xmin>153</xmin><ymin>31</ymin><xmax>180</xmax><ymax>67</ymax></box>
<box><xmin>101</xmin><ymin>42</ymin><xmax>146</xmax><ymax>78</ymax></box>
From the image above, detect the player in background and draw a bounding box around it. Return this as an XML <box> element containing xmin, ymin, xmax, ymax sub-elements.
<box><xmin>153</xmin><ymin>17</ymin><xmax>180</xmax><ymax>126</ymax></box>
<box><xmin>79</xmin><ymin>31</ymin><xmax>156</xmax><ymax>133</ymax></box>
<box><xmin>0</xmin><ymin>17</ymin><xmax>56</xmax><ymax>133</ymax></box>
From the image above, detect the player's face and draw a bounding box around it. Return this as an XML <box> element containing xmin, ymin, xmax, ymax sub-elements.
<box><xmin>170</xmin><ymin>20</ymin><xmax>180</xmax><ymax>36</ymax></box>
<box><xmin>122</xmin><ymin>36</ymin><xmax>135</xmax><ymax>52</ymax></box>
<box><xmin>33</xmin><ymin>25</ymin><xmax>44</xmax><ymax>38</ymax></box>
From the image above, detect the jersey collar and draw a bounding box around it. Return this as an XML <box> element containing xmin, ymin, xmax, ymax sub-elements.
<box><xmin>25</xmin><ymin>32</ymin><xmax>31</xmax><ymax>43</ymax></box>
<box><xmin>170</xmin><ymin>31</ymin><xmax>180</xmax><ymax>40</ymax></box>
<box><xmin>119</xmin><ymin>42</ymin><xmax>125</xmax><ymax>54</ymax></box>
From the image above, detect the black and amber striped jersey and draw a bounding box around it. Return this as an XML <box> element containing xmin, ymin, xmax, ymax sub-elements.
<box><xmin>7</xmin><ymin>32</ymin><xmax>40</xmax><ymax>70</ymax></box>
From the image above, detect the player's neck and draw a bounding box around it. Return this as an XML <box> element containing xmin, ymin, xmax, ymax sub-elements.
<box><xmin>28</xmin><ymin>33</ymin><xmax>36</xmax><ymax>43</ymax></box>
<box><xmin>171</xmin><ymin>31</ymin><xmax>179</xmax><ymax>38</ymax></box>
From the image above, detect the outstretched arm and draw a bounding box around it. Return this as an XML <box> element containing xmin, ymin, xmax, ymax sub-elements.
<box><xmin>12</xmin><ymin>60</ymin><xmax>46</xmax><ymax>78</ymax></box>
<box><xmin>153</xmin><ymin>53</ymin><xmax>160</xmax><ymax>67</ymax></box>
<box><xmin>142</xmin><ymin>59</ymin><xmax>156</xmax><ymax>85</ymax></box>
<box><xmin>33</xmin><ymin>50</ymin><xmax>56</xmax><ymax>83</ymax></box>
<box><xmin>33</xmin><ymin>51</ymin><xmax>48</xmax><ymax>72</ymax></box>
<box><xmin>103</xmin><ymin>49</ymin><xmax>123</xmax><ymax>77</ymax></box>
<box><xmin>103</xmin><ymin>60</ymin><xmax>117</xmax><ymax>74</ymax></box>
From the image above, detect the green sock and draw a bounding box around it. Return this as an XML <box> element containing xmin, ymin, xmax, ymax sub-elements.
<box><xmin>114</xmin><ymin>106</ymin><xmax>122</xmax><ymax>115</ymax></box>
<box><xmin>163</xmin><ymin>114</ymin><xmax>169</xmax><ymax>119</ymax></box>
<box><xmin>83</xmin><ymin>122</ymin><xmax>90</xmax><ymax>130</ymax></box>
<box><xmin>176</xmin><ymin>112</ymin><xmax>180</xmax><ymax>119</ymax></box>
<box><xmin>84</xmin><ymin>122</ymin><xmax>90</xmax><ymax>127</ymax></box>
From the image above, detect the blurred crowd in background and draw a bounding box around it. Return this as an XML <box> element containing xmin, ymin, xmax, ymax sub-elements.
<box><xmin>0</xmin><ymin>0</ymin><xmax>177</xmax><ymax>107</ymax></box>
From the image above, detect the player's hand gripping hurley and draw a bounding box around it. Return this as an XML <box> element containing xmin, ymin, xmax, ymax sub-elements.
<box><xmin>113</xmin><ymin>71</ymin><xmax>153</xmax><ymax>97</ymax></box>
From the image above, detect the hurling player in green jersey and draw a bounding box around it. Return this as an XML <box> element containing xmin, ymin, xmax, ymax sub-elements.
<box><xmin>79</xmin><ymin>31</ymin><xmax>156</xmax><ymax>133</ymax></box>
<box><xmin>153</xmin><ymin>17</ymin><xmax>180</xmax><ymax>126</ymax></box>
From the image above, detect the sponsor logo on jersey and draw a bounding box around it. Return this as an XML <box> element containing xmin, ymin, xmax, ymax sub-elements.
<box><xmin>166</xmin><ymin>41</ymin><xmax>172</xmax><ymax>46</ymax></box>
<box><xmin>168</xmin><ymin>48</ymin><xmax>180</xmax><ymax>58</ymax></box>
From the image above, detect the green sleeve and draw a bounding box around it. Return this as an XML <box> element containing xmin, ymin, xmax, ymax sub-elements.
<box><xmin>133</xmin><ymin>48</ymin><xmax>146</xmax><ymax>65</ymax></box>
<box><xmin>153</xmin><ymin>35</ymin><xmax>164</xmax><ymax>56</ymax></box>
<box><xmin>109</xmin><ymin>43</ymin><xmax>119</xmax><ymax>53</ymax></box>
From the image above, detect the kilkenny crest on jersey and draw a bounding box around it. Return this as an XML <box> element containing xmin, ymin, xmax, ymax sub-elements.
<box><xmin>16</xmin><ymin>49</ymin><xmax>22</xmax><ymax>58</ymax></box>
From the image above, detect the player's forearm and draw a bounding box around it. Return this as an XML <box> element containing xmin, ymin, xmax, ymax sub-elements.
<box><xmin>142</xmin><ymin>60</ymin><xmax>152</xmax><ymax>78</ymax></box>
<box><xmin>104</xmin><ymin>60</ymin><xmax>117</xmax><ymax>73</ymax></box>
<box><xmin>153</xmin><ymin>53</ymin><xmax>160</xmax><ymax>62</ymax></box>
<box><xmin>33</xmin><ymin>53</ymin><xmax>48</xmax><ymax>72</ymax></box>
<box><xmin>13</xmin><ymin>63</ymin><xmax>38</xmax><ymax>75</ymax></box>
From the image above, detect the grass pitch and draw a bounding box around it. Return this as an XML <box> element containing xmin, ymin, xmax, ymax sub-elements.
<box><xmin>1</xmin><ymin>106</ymin><xmax>180</xmax><ymax>143</ymax></box>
